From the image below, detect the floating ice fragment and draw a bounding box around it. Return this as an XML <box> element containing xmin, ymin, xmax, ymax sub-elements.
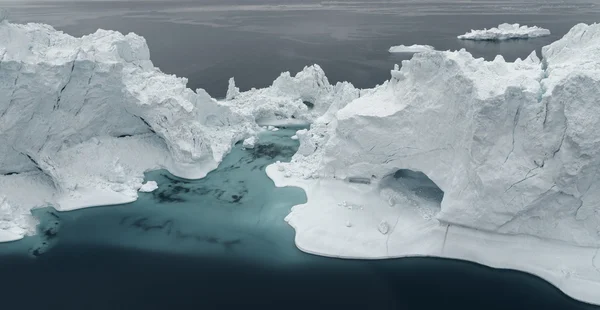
<box><xmin>139</xmin><ymin>181</ymin><xmax>158</xmax><ymax>192</ymax></box>
<box><xmin>388</xmin><ymin>44</ymin><xmax>435</xmax><ymax>53</ymax></box>
<box><xmin>242</xmin><ymin>136</ymin><xmax>257</xmax><ymax>149</ymax></box>
<box><xmin>457</xmin><ymin>23</ymin><xmax>550</xmax><ymax>40</ymax></box>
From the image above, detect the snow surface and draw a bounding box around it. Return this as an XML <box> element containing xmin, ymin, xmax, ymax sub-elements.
<box><xmin>458</xmin><ymin>23</ymin><xmax>551</xmax><ymax>40</ymax></box>
<box><xmin>139</xmin><ymin>181</ymin><xmax>158</xmax><ymax>192</ymax></box>
<box><xmin>267</xmin><ymin>23</ymin><xmax>600</xmax><ymax>305</ymax></box>
<box><xmin>388</xmin><ymin>44</ymin><xmax>435</xmax><ymax>53</ymax></box>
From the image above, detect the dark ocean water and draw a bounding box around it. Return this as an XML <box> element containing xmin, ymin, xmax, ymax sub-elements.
<box><xmin>1</xmin><ymin>1</ymin><xmax>600</xmax><ymax>309</ymax></box>
<box><xmin>5</xmin><ymin>0</ymin><xmax>600</xmax><ymax>97</ymax></box>
<box><xmin>0</xmin><ymin>128</ymin><xmax>598</xmax><ymax>310</ymax></box>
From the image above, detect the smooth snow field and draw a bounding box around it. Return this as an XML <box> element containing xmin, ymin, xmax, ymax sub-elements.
<box><xmin>0</xmin><ymin>128</ymin><xmax>596</xmax><ymax>310</ymax></box>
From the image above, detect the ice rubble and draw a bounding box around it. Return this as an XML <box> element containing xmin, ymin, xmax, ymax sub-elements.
<box><xmin>222</xmin><ymin>64</ymin><xmax>360</xmax><ymax>126</ymax></box>
<box><xmin>458</xmin><ymin>23</ymin><xmax>551</xmax><ymax>40</ymax></box>
<box><xmin>268</xmin><ymin>23</ymin><xmax>600</xmax><ymax>305</ymax></box>
<box><xmin>388</xmin><ymin>44</ymin><xmax>435</xmax><ymax>53</ymax></box>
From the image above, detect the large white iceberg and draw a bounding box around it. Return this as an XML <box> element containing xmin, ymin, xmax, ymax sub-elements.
<box><xmin>0</xmin><ymin>21</ymin><xmax>333</xmax><ymax>242</ymax></box>
<box><xmin>268</xmin><ymin>23</ymin><xmax>600</xmax><ymax>305</ymax></box>
<box><xmin>458</xmin><ymin>23</ymin><xmax>551</xmax><ymax>40</ymax></box>
<box><xmin>388</xmin><ymin>44</ymin><xmax>435</xmax><ymax>53</ymax></box>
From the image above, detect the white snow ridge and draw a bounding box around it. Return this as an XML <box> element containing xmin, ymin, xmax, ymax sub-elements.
<box><xmin>1</xmin><ymin>18</ymin><xmax>600</xmax><ymax>306</ymax></box>
<box><xmin>388</xmin><ymin>44</ymin><xmax>435</xmax><ymax>53</ymax></box>
<box><xmin>458</xmin><ymin>23</ymin><xmax>551</xmax><ymax>40</ymax></box>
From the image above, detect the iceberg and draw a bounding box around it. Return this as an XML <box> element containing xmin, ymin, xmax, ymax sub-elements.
<box><xmin>267</xmin><ymin>23</ymin><xmax>600</xmax><ymax>305</ymax></box>
<box><xmin>458</xmin><ymin>23</ymin><xmax>551</xmax><ymax>40</ymax></box>
<box><xmin>0</xmin><ymin>21</ymin><xmax>333</xmax><ymax>242</ymax></box>
<box><xmin>1</xmin><ymin>16</ymin><xmax>600</xmax><ymax>305</ymax></box>
<box><xmin>388</xmin><ymin>44</ymin><xmax>435</xmax><ymax>53</ymax></box>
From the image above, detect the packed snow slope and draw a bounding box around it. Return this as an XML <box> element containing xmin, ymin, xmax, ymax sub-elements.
<box><xmin>388</xmin><ymin>44</ymin><xmax>435</xmax><ymax>53</ymax></box>
<box><xmin>0</xmin><ymin>20</ymin><xmax>343</xmax><ymax>242</ymax></box>
<box><xmin>458</xmin><ymin>23</ymin><xmax>551</xmax><ymax>40</ymax></box>
<box><xmin>268</xmin><ymin>23</ymin><xmax>600</xmax><ymax>305</ymax></box>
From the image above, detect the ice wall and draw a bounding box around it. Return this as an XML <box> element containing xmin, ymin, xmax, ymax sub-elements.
<box><xmin>283</xmin><ymin>23</ymin><xmax>600</xmax><ymax>247</ymax></box>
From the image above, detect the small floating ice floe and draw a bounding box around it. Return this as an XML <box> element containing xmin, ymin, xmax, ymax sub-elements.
<box><xmin>457</xmin><ymin>23</ymin><xmax>551</xmax><ymax>40</ymax></box>
<box><xmin>291</xmin><ymin>134</ymin><xmax>299</xmax><ymax>140</ymax></box>
<box><xmin>388</xmin><ymin>44</ymin><xmax>435</xmax><ymax>53</ymax></box>
<box><xmin>139</xmin><ymin>181</ymin><xmax>158</xmax><ymax>192</ymax></box>
<box><xmin>243</xmin><ymin>136</ymin><xmax>257</xmax><ymax>149</ymax></box>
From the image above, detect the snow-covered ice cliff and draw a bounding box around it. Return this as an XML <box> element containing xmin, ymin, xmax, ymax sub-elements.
<box><xmin>0</xmin><ymin>21</ymin><xmax>334</xmax><ymax>242</ymax></box>
<box><xmin>268</xmin><ymin>23</ymin><xmax>600</xmax><ymax>305</ymax></box>
<box><xmin>458</xmin><ymin>23</ymin><xmax>551</xmax><ymax>40</ymax></box>
<box><xmin>388</xmin><ymin>44</ymin><xmax>435</xmax><ymax>53</ymax></box>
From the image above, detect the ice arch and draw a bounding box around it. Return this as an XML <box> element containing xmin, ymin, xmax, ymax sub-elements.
<box><xmin>379</xmin><ymin>169</ymin><xmax>443</xmax><ymax>219</ymax></box>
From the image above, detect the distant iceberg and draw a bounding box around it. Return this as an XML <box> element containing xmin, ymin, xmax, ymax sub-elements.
<box><xmin>388</xmin><ymin>44</ymin><xmax>435</xmax><ymax>53</ymax></box>
<box><xmin>458</xmin><ymin>23</ymin><xmax>551</xmax><ymax>40</ymax></box>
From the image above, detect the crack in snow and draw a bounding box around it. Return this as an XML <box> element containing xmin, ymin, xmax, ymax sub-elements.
<box><xmin>593</xmin><ymin>248</ymin><xmax>600</xmax><ymax>274</ymax></box>
<box><xmin>504</xmin><ymin>172</ymin><xmax>538</xmax><ymax>193</ymax></box>
<box><xmin>74</xmin><ymin>62</ymin><xmax>96</xmax><ymax>116</ymax></box>
<box><xmin>1</xmin><ymin>62</ymin><xmax>22</xmax><ymax>119</ymax></box>
<box><xmin>497</xmin><ymin>185</ymin><xmax>557</xmax><ymax>230</ymax></box>
<box><xmin>442</xmin><ymin>224</ymin><xmax>450</xmax><ymax>255</ymax></box>
<box><xmin>552</xmin><ymin>127</ymin><xmax>567</xmax><ymax>158</ymax></box>
<box><xmin>54</xmin><ymin>58</ymin><xmax>77</xmax><ymax>111</ymax></box>
<box><xmin>504</xmin><ymin>105</ymin><xmax>521</xmax><ymax>163</ymax></box>
<box><xmin>385</xmin><ymin>213</ymin><xmax>402</xmax><ymax>256</ymax></box>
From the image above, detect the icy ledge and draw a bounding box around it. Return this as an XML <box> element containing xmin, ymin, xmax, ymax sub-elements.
<box><xmin>0</xmin><ymin>20</ymin><xmax>350</xmax><ymax>242</ymax></box>
<box><xmin>388</xmin><ymin>44</ymin><xmax>435</xmax><ymax>53</ymax></box>
<box><xmin>458</xmin><ymin>23</ymin><xmax>551</xmax><ymax>40</ymax></box>
<box><xmin>267</xmin><ymin>23</ymin><xmax>600</xmax><ymax>305</ymax></box>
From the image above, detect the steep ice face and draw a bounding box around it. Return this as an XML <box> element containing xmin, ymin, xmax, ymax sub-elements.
<box><xmin>458</xmin><ymin>23</ymin><xmax>551</xmax><ymax>40</ymax></box>
<box><xmin>266</xmin><ymin>24</ymin><xmax>600</xmax><ymax>305</ymax></box>
<box><xmin>388</xmin><ymin>44</ymin><xmax>435</xmax><ymax>53</ymax></box>
<box><xmin>0</xmin><ymin>22</ymin><xmax>256</xmax><ymax>240</ymax></box>
<box><xmin>283</xmin><ymin>24</ymin><xmax>600</xmax><ymax>248</ymax></box>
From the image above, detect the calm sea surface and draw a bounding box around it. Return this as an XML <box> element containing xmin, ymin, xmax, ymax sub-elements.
<box><xmin>1</xmin><ymin>1</ymin><xmax>600</xmax><ymax>309</ymax></box>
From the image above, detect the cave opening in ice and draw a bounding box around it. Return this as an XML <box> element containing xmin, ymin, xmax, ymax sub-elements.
<box><xmin>379</xmin><ymin>169</ymin><xmax>443</xmax><ymax>220</ymax></box>
<box><xmin>302</xmin><ymin>100</ymin><xmax>315</xmax><ymax>110</ymax></box>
